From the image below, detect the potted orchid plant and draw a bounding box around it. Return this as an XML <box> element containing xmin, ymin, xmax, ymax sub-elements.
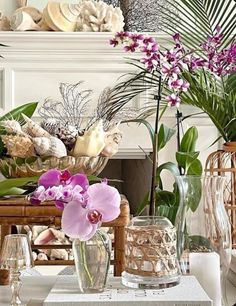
<box><xmin>30</xmin><ymin>169</ymin><xmax>121</xmax><ymax>293</ymax></box>
<box><xmin>107</xmin><ymin>25</ymin><xmax>235</xmax><ymax>288</ymax></box>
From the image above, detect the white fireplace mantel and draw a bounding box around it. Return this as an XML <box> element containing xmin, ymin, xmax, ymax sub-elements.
<box><xmin>0</xmin><ymin>32</ymin><xmax>218</xmax><ymax>160</ymax></box>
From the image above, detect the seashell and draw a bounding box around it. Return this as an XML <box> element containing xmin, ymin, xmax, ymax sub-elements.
<box><xmin>0</xmin><ymin>120</ymin><xmax>25</xmax><ymax>135</ymax></box>
<box><xmin>37</xmin><ymin>253</ymin><xmax>48</xmax><ymax>261</ymax></box>
<box><xmin>34</xmin><ymin>228</ymin><xmax>57</xmax><ymax>245</ymax></box>
<box><xmin>10</xmin><ymin>11</ymin><xmax>40</xmax><ymax>31</ymax></box>
<box><xmin>14</xmin><ymin>6</ymin><xmax>43</xmax><ymax>24</ymax></box>
<box><xmin>33</xmin><ymin>136</ymin><xmax>67</xmax><ymax>158</ymax></box>
<box><xmin>101</xmin><ymin>123</ymin><xmax>122</xmax><ymax>157</ymax></box>
<box><xmin>50</xmin><ymin>249</ymin><xmax>69</xmax><ymax>260</ymax></box>
<box><xmin>32</xmin><ymin>225</ymin><xmax>48</xmax><ymax>241</ymax></box>
<box><xmin>22</xmin><ymin>114</ymin><xmax>51</xmax><ymax>138</ymax></box>
<box><xmin>57</xmin><ymin>124</ymin><xmax>78</xmax><ymax>150</ymax></box>
<box><xmin>76</xmin><ymin>0</ymin><xmax>124</xmax><ymax>32</ymax></box>
<box><xmin>32</xmin><ymin>251</ymin><xmax>38</xmax><ymax>261</ymax></box>
<box><xmin>41</xmin><ymin>118</ymin><xmax>60</xmax><ymax>135</ymax></box>
<box><xmin>43</xmin><ymin>2</ymin><xmax>81</xmax><ymax>32</ymax></box>
<box><xmin>0</xmin><ymin>11</ymin><xmax>11</xmax><ymax>31</ymax></box>
<box><xmin>1</xmin><ymin>134</ymin><xmax>35</xmax><ymax>158</ymax></box>
<box><xmin>72</xmin><ymin>120</ymin><xmax>105</xmax><ymax>157</ymax></box>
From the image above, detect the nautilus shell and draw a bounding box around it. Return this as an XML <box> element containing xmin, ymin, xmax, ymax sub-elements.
<box><xmin>72</xmin><ymin>120</ymin><xmax>105</xmax><ymax>157</ymax></box>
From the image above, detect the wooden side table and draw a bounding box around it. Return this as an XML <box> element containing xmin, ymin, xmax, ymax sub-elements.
<box><xmin>0</xmin><ymin>196</ymin><xmax>130</xmax><ymax>284</ymax></box>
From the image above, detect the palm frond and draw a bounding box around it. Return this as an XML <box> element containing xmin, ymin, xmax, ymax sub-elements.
<box><xmin>160</xmin><ymin>0</ymin><xmax>235</xmax><ymax>49</ymax></box>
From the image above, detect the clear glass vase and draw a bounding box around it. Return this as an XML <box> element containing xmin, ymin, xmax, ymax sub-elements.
<box><xmin>175</xmin><ymin>175</ymin><xmax>232</xmax><ymax>306</ymax></box>
<box><xmin>72</xmin><ymin>229</ymin><xmax>111</xmax><ymax>293</ymax></box>
<box><xmin>122</xmin><ymin>216</ymin><xmax>180</xmax><ymax>289</ymax></box>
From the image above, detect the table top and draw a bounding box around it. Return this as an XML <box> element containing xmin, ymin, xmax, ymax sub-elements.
<box><xmin>0</xmin><ymin>275</ymin><xmax>213</xmax><ymax>306</ymax></box>
<box><xmin>0</xmin><ymin>275</ymin><xmax>235</xmax><ymax>306</ymax></box>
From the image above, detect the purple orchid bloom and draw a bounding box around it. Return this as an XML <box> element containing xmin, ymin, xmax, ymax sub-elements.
<box><xmin>38</xmin><ymin>169</ymin><xmax>62</xmax><ymax>189</ymax></box>
<box><xmin>61</xmin><ymin>183</ymin><xmax>121</xmax><ymax>240</ymax></box>
<box><xmin>109</xmin><ymin>38</ymin><xmax>119</xmax><ymax>47</ymax></box>
<box><xmin>166</xmin><ymin>93</ymin><xmax>181</xmax><ymax>107</ymax></box>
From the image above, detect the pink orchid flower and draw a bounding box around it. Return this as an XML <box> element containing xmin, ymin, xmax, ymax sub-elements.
<box><xmin>30</xmin><ymin>170</ymin><xmax>121</xmax><ymax>240</ymax></box>
<box><xmin>62</xmin><ymin>182</ymin><xmax>121</xmax><ymax>241</ymax></box>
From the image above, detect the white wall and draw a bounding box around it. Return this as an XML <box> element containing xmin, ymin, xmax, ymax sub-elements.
<box><xmin>0</xmin><ymin>0</ymin><xmax>17</xmax><ymax>16</ymax></box>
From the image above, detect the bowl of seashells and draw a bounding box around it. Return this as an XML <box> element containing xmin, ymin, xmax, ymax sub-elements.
<box><xmin>0</xmin><ymin>82</ymin><xmax>128</xmax><ymax>178</ymax></box>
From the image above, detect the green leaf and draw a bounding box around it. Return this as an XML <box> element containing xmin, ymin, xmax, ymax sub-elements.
<box><xmin>136</xmin><ymin>192</ymin><xmax>149</xmax><ymax>215</ymax></box>
<box><xmin>0</xmin><ymin>177</ymin><xmax>39</xmax><ymax>196</ymax></box>
<box><xmin>176</xmin><ymin>151</ymin><xmax>199</xmax><ymax>173</ymax></box>
<box><xmin>158</xmin><ymin>124</ymin><xmax>175</xmax><ymax>152</ymax></box>
<box><xmin>180</xmin><ymin>127</ymin><xmax>198</xmax><ymax>153</ymax></box>
<box><xmin>0</xmin><ymin>187</ymin><xmax>26</xmax><ymax>197</ymax></box>
<box><xmin>187</xmin><ymin>159</ymin><xmax>203</xmax><ymax>175</ymax></box>
<box><xmin>184</xmin><ymin>177</ymin><xmax>202</xmax><ymax>212</ymax></box>
<box><xmin>0</xmin><ymin>102</ymin><xmax>38</xmax><ymax>122</ymax></box>
<box><xmin>156</xmin><ymin>189</ymin><xmax>176</xmax><ymax>206</ymax></box>
<box><xmin>156</xmin><ymin>162</ymin><xmax>180</xmax><ymax>189</ymax></box>
<box><xmin>156</xmin><ymin>205</ymin><xmax>178</xmax><ymax>225</ymax></box>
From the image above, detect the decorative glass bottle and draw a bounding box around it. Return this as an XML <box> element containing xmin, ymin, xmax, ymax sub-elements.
<box><xmin>122</xmin><ymin>216</ymin><xmax>180</xmax><ymax>289</ymax></box>
<box><xmin>175</xmin><ymin>175</ymin><xmax>231</xmax><ymax>306</ymax></box>
<box><xmin>72</xmin><ymin>229</ymin><xmax>111</xmax><ymax>293</ymax></box>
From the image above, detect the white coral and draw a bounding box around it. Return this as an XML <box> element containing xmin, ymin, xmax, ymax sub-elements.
<box><xmin>76</xmin><ymin>0</ymin><xmax>124</xmax><ymax>32</ymax></box>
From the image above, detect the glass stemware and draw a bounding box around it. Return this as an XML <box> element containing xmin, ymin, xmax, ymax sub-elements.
<box><xmin>0</xmin><ymin>234</ymin><xmax>34</xmax><ymax>306</ymax></box>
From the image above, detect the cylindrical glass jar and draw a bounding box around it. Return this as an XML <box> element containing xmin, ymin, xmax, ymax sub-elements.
<box><xmin>122</xmin><ymin>216</ymin><xmax>180</xmax><ymax>289</ymax></box>
<box><xmin>72</xmin><ymin>229</ymin><xmax>111</xmax><ymax>293</ymax></box>
<box><xmin>175</xmin><ymin>175</ymin><xmax>232</xmax><ymax>306</ymax></box>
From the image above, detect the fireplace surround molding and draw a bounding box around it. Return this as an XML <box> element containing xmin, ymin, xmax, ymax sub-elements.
<box><xmin>0</xmin><ymin>32</ymin><xmax>216</xmax><ymax>160</ymax></box>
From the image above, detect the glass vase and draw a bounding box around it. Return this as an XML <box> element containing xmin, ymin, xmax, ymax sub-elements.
<box><xmin>72</xmin><ymin>229</ymin><xmax>111</xmax><ymax>293</ymax></box>
<box><xmin>175</xmin><ymin>175</ymin><xmax>232</xmax><ymax>306</ymax></box>
<box><xmin>122</xmin><ymin>216</ymin><xmax>180</xmax><ymax>289</ymax></box>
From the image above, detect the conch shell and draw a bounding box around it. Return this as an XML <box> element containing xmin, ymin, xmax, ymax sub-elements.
<box><xmin>72</xmin><ymin>120</ymin><xmax>105</xmax><ymax>157</ymax></box>
<box><xmin>10</xmin><ymin>11</ymin><xmax>40</xmax><ymax>31</ymax></box>
<box><xmin>22</xmin><ymin>114</ymin><xmax>51</xmax><ymax>138</ymax></box>
<box><xmin>33</xmin><ymin>136</ymin><xmax>67</xmax><ymax>158</ymax></box>
<box><xmin>0</xmin><ymin>120</ymin><xmax>25</xmax><ymax>135</ymax></box>
<box><xmin>1</xmin><ymin>135</ymin><xmax>35</xmax><ymax>158</ymax></box>
<box><xmin>101</xmin><ymin>124</ymin><xmax>122</xmax><ymax>157</ymax></box>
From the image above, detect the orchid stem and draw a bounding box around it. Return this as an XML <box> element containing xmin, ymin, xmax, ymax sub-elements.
<box><xmin>149</xmin><ymin>75</ymin><xmax>162</xmax><ymax>216</ymax></box>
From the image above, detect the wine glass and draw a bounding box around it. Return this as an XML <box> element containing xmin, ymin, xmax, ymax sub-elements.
<box><xmin>0</xmin><ymin>234</ymin><xmax>34</xmax><ymax>306</ymax></box>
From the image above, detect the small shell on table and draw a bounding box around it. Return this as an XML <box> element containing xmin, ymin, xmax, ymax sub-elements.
<box><xmin>1</xmin><ymin>134</ymin><xmax>35</xmax><ymax>158</ymax></box>
<box><xmin>101</xmin><ymin>124</ymin><xmax>123</xmax><ymax>157</ymax></box>
<box><xmin>37</xmin><ymin>253</ymin><xmax>48</xmax><ymax>261</ymax></box>
<box><xmin>33</xmin><ymin>136</ymin><xmax>67</xmax><ymax>158</ymax></box>
<box><xmin>71</xmin><ymin>120</ymin><xmax>105</xmax><ymax>157</ymax></box>
<box><xmin>0</xmin><ymin>120</ymin><xmax>25</xmax><ymax>135</ymax></box>
<box><xmin>50</xmin><ymin>249</ymin><xmax>69</xmax><ymax>261</ymax></box>
<box><xmin>10</xmin><ymin>11</ymin><xmax>40</xmax><ymax>31</ymax></box>
<box><xmin>22</xmin><ymin>114</ymin><xmax>51</xmax><ymax>138</ymax></box>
